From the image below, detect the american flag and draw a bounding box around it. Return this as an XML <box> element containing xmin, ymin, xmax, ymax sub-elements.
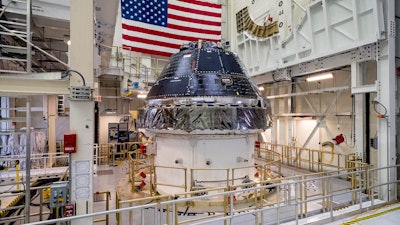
<box><xmin>121</xmin><ymin>0</ymin><xmax>222</xmax><ymax>57</ymax></box>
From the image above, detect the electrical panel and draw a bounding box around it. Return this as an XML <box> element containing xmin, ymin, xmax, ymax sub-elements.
<box><xmin>370</xmin><ymin>137</ymin><xmax>378</xmax><ymax>149</ymax></box>
<box><xmin>64</xmin><ymin>133</ymin><xmax>77</xmax><ymax>153</ymax></box>
<box><xmin>108</xmin><ymin>122</ymin><xmax>129</xmax><ymax>143</ymax></box>
<box><xmin>49</xmin><ymin>181</ymin><xmax>68</xmax><ymax>208</ymax></box>
<box><xmin>70</xmin><ymin>86</ymin><xmax>91</xmax><ymax>101</ymax></box>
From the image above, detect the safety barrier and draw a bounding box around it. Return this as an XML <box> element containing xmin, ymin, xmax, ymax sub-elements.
<box><xmin>94</xmin><ymin>143</ymin><xmax>112</xmax><ymax>165</ymax></box>
<box><xmin>257</xmin><ymin>142</ymin><xmax>356</xmax><ymax>173</ymax></box>
<box><xmin>93</xmin><ymin>191</ymin><xmax>111</xmax><ymax>225</ymax></box>
<box><xmin>0</xmin><ymin>153</ymin><xmax>69</xmax><ymax>180</ymax></box>
<box><xmin>23</xmin><ymin>164</ymin><xmax>400</xmax><ymax>225</ymax></box>
<box><xmin>110</xmin><ymin>46</ymin><xmax>168</xmax><ymax>84</ymax></box>
<box><xmin>121</xmin><ymin>143</ymin><xmax>283</xmax><ymax>197</ymax></box>
<box><xmin>155</xmin><ymin>165</ymin><xmax>187</xmax><ymax>193</ymax></box>
<box><xmin>21</xmin><ymin>141</ymin><xmax>380</xmax><ymax>225</ymax></box>
<box><xmin>0</xmin><ymin>170</ymin><xmax>69</xmax><ymax>224</ymax></box>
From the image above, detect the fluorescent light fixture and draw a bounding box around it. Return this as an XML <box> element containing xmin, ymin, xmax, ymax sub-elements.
<box><xmin>258</xmin><ymin>86</ymin><xmax>265</xmax><ymax>91</ymax></box>
<box><xmin>104</xmin><ymin>109</ymin><xmax>116</xmax><ymax>115</ymax></box>
<box><xmin>137</xmin><ymin>93</ymin><xmax>147</xmax><ymax>99</ymax></box>
<box><xmin>306</xmin><ymin>73</ymin><xmax>333</xmax><ymax>82</ymax></box>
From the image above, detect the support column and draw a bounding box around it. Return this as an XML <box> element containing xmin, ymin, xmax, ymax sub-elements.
<box><xmin>271</xmin><ymin>83</ymin><xmax>278</xmax><ymax>144</ymax></box>
<box><xmin>47</xmin><ymin>95</ymin><xmax>57</xmax><ymax>167</ymax></box>
<box><xmin>351</xmin><ymin>62</ymin><xmax>366</xmax><ymax>159</ymax></box>
<box><xmin>24</xmin><ymin>98</ymin><xmax>31</xmax><ymax>223</ymax></box>
<box><xmin>279</xmin><ymin>85</ymin><xmax>288</xmax><ymax>145</ymax></box>
<box><xmin>70</xmin><ymin>1</ymin><xmax>94</xmax><ymax>224</ymax></box>
<box><xmin>395</xmin><ymin>0</ymin><xmax>400</xmax><ymax>199</ymax></box>
<box><xmin>376</xmin><ymin>0</ymin><xmax>396</xmax><ymax>202</ymax></box>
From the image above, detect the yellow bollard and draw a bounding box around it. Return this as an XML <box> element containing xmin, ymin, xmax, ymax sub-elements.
<box><xmin>16</xmin><ymin>160</ymin><xmax>20</xmax><ymax>190</ymax></box>
<box><xmin>43</xmin><ymin>188</ymin><xmax>51</xmax><ymax>199</ymax></box>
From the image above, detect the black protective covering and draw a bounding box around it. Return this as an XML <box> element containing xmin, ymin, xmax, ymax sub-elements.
<box><xmin>140</xmin><ymin>41</ymin><xmax>272</xmax><ymax>131</ymax></box>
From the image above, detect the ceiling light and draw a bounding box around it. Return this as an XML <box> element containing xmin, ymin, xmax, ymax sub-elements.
<box><xmin>306</xmin><ymin>73</ymin><xmax>333</xmax><ymax>82</ymax></box>
<box><xmin>104</xmin><ymin>109</ymin><xmax>116</xmax><ymax>115</ymax></box>
<box><xmin>137</xmin><ymin>93</ymin><xmax>147</xmax><ymax>99</ymax></box>
<box><xmin>258</xmin><ymin>86</ymin><xmax>264</xmax><ymax>91</ymax></box>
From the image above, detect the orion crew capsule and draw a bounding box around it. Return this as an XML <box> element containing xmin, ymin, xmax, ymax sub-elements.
<box><xmin>140</xmin><ymin>41</ymin><xmax>271</xmax><ymax>131</ymax></box>
<box><xmin>138</xmin><ymin>41</ymin><xmax>272</xmax><ymax>194</ymax></box>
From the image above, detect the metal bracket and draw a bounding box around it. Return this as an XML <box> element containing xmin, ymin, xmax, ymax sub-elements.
<box><xmin>272</xmin><ymin>68</ymin><xmax>291</xmax><ymax>81</ymax></box>
<box><xmin>351</xmin><ymin>80</ymin><xmax>379</xmax><ymax>94</ymax></box>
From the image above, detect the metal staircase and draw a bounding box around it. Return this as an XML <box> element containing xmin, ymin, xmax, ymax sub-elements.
<box><xmin>0</xmin><ymin>0</ymin><xmax>32</xmax><ymax>74</ymax></box>
<box><xmin>0</xmin><ymin>0</ymin><xmax>70</xmax><ymax>75</ymax></box>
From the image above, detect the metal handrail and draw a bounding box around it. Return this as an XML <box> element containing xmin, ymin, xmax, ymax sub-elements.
<box><xmin>20</xmin><ymin>164</ymin><xmax>400</xmax><ymax>225</ymax></box>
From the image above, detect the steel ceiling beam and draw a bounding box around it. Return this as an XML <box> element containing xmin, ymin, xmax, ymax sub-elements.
<box><xmin>0</xmin><ymin>72</ymin><xmax>69</xmax><ymax>96</ymax></box>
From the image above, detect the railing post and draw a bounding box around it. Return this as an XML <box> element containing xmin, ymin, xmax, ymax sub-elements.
<box><xmin>299</xmin><ymin>179</ymin><xmax>303</xmax><ymax>218</ymax></box>
<box><xmin>226</xmin><ymin>169</ymin><xmax>230</xmax><ymax>188</ymax></box>
<box><xmin>116</xmin><ymin>192</ymin><xmax>121</xmax><ymax>225</ymax></box>
<box><xmin>174</xmin><ymin>202</ymin><xmax>178</xmax><ymax>225</ymax></box>
<box><xmin>254</xmin><ymin>185</ymin><xmax>259</xmax><ymax>225</ymax></box>
<box><xmin>303</xmin><ymin>175</ymin><xmax>308</xmax><ymax>217</ymax></box>
<box><xmin>223</xmin><ymin>188</ymin><xmax>227</xmax><ymax>225</ymax></box>
<box><xmin>318</xmin><ymin>152</ymin><xmax>322</xmax><ymax>172</ymax></box>
<box><xmin>276</xmin><ymin>183</ymin><xmax>280</xmax><ymax>224</ymax></box>
<box><xmin>39</xmin><ymin>187</ymin><xmax>44</xmax><ymax>221</ymax></box>
<box><xmin>295</xmin><ymin>182</ymin><xmax>299</xmax><ymax>223</ymax></box>
<box><xmin>129</xmin><ymin>202</ymin><xmax>133</xmax><ymax>225</ymax></box>
<box><xmin>359</xmin><ymin>169</ymin><xmax>363</xmax><ymax>210</ymax></box>
<box><xmin>184</xmin><ymin>168</ymin><xmax>187</xmax><ymax>193</ymax></box>
<box><xmin>351</xmin><ymin>171</ymin><xmax>356</xmax><ymax>205</ymax></box>
<box><xmin>166</xmin><ymin>204</ymin><xmax>170</xmax><ymax>225</ymax></box>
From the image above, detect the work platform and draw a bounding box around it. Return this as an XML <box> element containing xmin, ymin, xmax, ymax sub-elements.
<box><xmin>0</xmin><ymin>166</ymin><xmax>68</xmax><ymax>222</ymax></box>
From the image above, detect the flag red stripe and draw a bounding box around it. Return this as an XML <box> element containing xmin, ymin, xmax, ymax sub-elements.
<box><xmin>122</xmin><ymin>23</ymin><xmax>220</xmax><ymax>42</ymax></box>
<box><xmin>123</xmin><ymin>44</ymin><xmax>173</xmax><ymax>57</ymax></box>
<box><xmin>168</xmin><ymin>3</ymin><xmax>221</xmax><ymax>18</ymax></box>
<box><xmin>168</xmin><ymin>14</ymin><xmax>221</xmax><ymax>27</ymax></box>
<box><xmin>178</xmin><ymin>0</ymin><xmax>222</xmax><ymax>9</ymax></box>
<box><xmin>122</xmin><ymin>34</ymin><xmax>181</xmax><ymax>49</ymax></box>
<box><xmin>167</xmin><ymin>23</ymin><xmax>221</xmax><ymax>35</ymax></box>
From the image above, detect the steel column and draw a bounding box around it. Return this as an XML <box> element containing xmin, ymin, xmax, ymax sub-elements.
<box><xmin>376</xmin><ymin>0</ymin><xmax>396</xmax><ymax>202</ymax></box>
<box><xmin>70</xmin><ymin>0</ymin><xmax>95</xmax><ymax>224</ymax></box>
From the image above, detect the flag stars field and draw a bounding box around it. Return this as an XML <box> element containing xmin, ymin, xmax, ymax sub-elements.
<box><xmin>121</xmin><ymin>0</ymin><xmax>222</xmax><ymax>57</ymax></box>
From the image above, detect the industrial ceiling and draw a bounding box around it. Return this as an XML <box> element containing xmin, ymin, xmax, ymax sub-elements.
<box><xmin>0</xmin><ymin>0</ymin><xmax>119</xmax><ymax>73</ymax></box>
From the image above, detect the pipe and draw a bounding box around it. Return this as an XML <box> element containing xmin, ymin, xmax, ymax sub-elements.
<box><xmin>365</xmin><ymin>93</ymin><xmax>370</xmax><ymax>164</ymax></box>
<box><xmin>25</xmin><ymin>97</ymin><xmax>31</xmax><ymax>223</ymax></box>
<box><xmin>26</xmin><ymin>0</ymin><xmax>32</xmax><ymax>73</ymax></box>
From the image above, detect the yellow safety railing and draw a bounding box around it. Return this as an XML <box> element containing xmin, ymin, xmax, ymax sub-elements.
<box><xmin>116</xmin><ymin>194</ymin><xmax>172</xmax><ymax>225</ymax></box>
<box><xmin>190</xmin><ymin>168</ymin><xmax>230</xmax><ymax>190</ymax></box>
<box><xmin>258</xmin><ymin>142</ymin><xmax>353</xmax><ymax>173</ymax></box>
<box><xmin>93</xmin><ymin>191</ymin><xmax>111</xmax><ymax>225</ymax></box>
<box><xmin>108</xmin><ymin>140</ymin><xmax>378</xmax><ymax>225</ymax></box>
<box><xmin>20</xmin><ymin>164</ymin><xmax>398</xmax><ymax>225</ymax></box>
<box><xmin>154</xmin><ymin>165</ymin><xmax>188</xmax><ymax>194</ymax></box>
<box><xmin>110</xmin><ymin>46</ymin><xmax>168</xmax><ymax>83</ymax></box>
